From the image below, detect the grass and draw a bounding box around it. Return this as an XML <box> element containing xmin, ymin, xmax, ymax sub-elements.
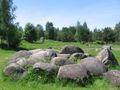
<box><xmin>0</xmin><ymin>40</ymin><xmax>120</xmax><ymax>90</ymax></box>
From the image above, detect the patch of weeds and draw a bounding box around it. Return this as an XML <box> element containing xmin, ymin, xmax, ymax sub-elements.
<box><xmin>21</xmin><ymin>67</ymin><xmax>58</xmax><ymax>84</ymax></box>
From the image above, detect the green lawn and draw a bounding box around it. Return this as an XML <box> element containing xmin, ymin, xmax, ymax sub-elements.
<box><xmin>0</xmin><ymin>40</ymin><xmax>120</xmax><ymax>90</ymax></box>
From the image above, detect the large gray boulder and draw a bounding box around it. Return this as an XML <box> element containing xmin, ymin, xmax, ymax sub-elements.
<box><xmin>4</xmin><ymin>63</ymin><xmax>25</xmax><ymax>79</ymax></box>
<box><xmin>10</xmin><ymin>50</ymin><xmax>32</xmax><ymax>64</ymax></box>
<box><xmin>96</xmin><ymin>48</ymin><xmax>119</xmax><ymax>66</ymax></box>
<box><xmin>27</xmin><ymin>49</ymin><xmax>57</xmax><ymax>65</ymax></box>
<box><xmin>103</xmin><ymin>70</ymin><xmax>120</xmax><ymax>86</ymax></box>
<box><xmin>57</xmin><ymin>64</ymin><xmax>89</xmax><ymax>81</ymax></box>
<box><xmin>81</xmin><ymin>57</ymin><xmax>107</xmax><ymax>75</ymax></box>
<box><xmin>60</xmin><ymin>46</ymin><xmax>84</xmax><ymax>54</ymax></box>
<box><xmin>51</xmin><ymin>57</ymin><xmax>75</xmax><ymax>66</ymax></box>
<box><xmin>33</xmin><ymin>62</ymin><xmax>59</xmax><ymax>72</ymax></box>
<box><xmin>57</xmin><ymin>54</ymin><xmax>70</xmax><ymax>59</ymax></box>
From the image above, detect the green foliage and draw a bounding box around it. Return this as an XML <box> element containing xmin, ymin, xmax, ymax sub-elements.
<box><xmin>24</xmin><ymin>23</ymin><xmax>37</xmax><ymax>43</ymax></box>
<box><xmin>54</xmin><ymin>28</ymin><xmax>59</xmax><ymax>40</ymax></box>
<box><xmin>102</xmin><ymin>27</ymin><xmax>115</xmax><ymax>43</ymax></box>
<box><xmin>45</xmin><ymin>22</ymin><xmax>55</xmax><ymax>40</ymax></box>
<box><xmin>22</xmin><ymin>67</ymin><xmax>57</xmax><ymax>84</ymax></box>
<box><xmin>82</xmin><ymin>22</ymin><xmax>92</xmax><ymax>42</ymax></box>
<box><xmin>114</xmin><ymin>22</ymin><xmax>120</xmax><ymax>42</ymax></box>
<box><xmin>35</xmin><ymin>24</ymin><xmax>45</xmax><ymax>40</ymax></box>
<box><xmin>92</xmin><ymin>28</ymin><xmax>103</xmax><ymax>41</ymax></box>
<box><xmin>0</xmin><ymin>0</ymin><xmax>22</xmax><ymax>48</ymax></box>
<box><xmin>75</xmin><ymin>21</ymin><xmax>82</xmax><ymax>42</ymax></box>
<box><xmin>7</xmin><ymin>25</ymin><xmax>22</xmax><ymax>47</ymax></box>
<box><xmin>61</xmin><ymin>27</ymin><xmax>69</xmax><ymax>42</ymax></box>
<box><xmin>93</xmin><ymin>40</ymin><xmax>105</xmax><ymax>45</ymax></box>
<box><xmin>58</xmin><ymin>27</ymin><xmax>75</xmax><ymax>42</ymax></box>
<box><xmin>75</xmin><ymin>22</ymin><xmax>91</xmax><ymax>43</ymax></box>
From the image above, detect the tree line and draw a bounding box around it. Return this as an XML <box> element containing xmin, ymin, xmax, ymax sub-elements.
<box><xmin>23</xmin><ymin>21</ymin><xmax>120</xmax><ymax>44</ymax></box>
<box><xmin>0</xmin><ymin>0</ymin><xmax>120</xmax><ymax>48</ymax></box>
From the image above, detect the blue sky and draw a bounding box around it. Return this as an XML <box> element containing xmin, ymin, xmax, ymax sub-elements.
<box><xmin>14</xmin><ymin>0</ymin><xmax>120</xmax><ymax>30</ymax></box>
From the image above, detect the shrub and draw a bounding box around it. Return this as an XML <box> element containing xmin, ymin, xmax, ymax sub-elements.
<box><xmin>93</xmin><ymin>40</ymin><xmax>105</xmax><ymax>45</ymax></box>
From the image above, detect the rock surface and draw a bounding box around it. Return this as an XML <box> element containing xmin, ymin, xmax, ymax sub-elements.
<box><xmin>10</xmin><ymin>50</ymin><xmax>32</xmax><ymax>64</ymax></box>
<box><xmin>57</xmin><ymin>54</ymin><xmax>70</xmax><ymax>59</ymax></box>
<box><xmin>27</xmin><ymin>49</ymin><xmax>57</xmax><ymax>65</ymax></box>
<box><xmin>96</xmin><ymin>48</ymin><xmax>119</xmax><ymax>66</ymax></box>
<box><xmin>103</xmin><ymin>70</ymin><xmax>120</xmax><ymax>86</ymax></box>
<box><xmin>81</xmin><ymin>57</ymin><xmax>107</xmax><ymax>75</ymax></box>
<box><xmin>33</xmin><ymin>62</ymin><xmax>59</xmax><ymax>72</ymax></box>
<box><xmin>4</xmin><ymin>63</ymin><xmax>25</xmax><ymax>79</ymax></box>
<box><xmin>51</xmin><ymin>57</ymin><xmax>75</xmax><ymax>66</ymax></box>
<box><xmin>57</xmin><ymin>64</ymin><xmax>89</xmax><ymax>80</ymax></box>
<box><xmin>60</xmin><ymin>46</ymin><xmax>84</xmax><ymax>54</ymax></box>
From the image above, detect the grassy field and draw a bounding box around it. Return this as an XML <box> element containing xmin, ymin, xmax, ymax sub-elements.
<box><xmin>0</xmin><ymin>40</ymin><xmax>120</xmax><ymax>90</ymax></box>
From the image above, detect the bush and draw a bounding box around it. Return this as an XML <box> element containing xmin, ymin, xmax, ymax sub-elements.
<box><xmin>24</xmin><ymin>23</ymin><xmax>37</xmax><ymax>43</ymax></box>
<box><xmin>93</xmin><ymin>40</ymin><xmax>105</xmax><ymax>45</ymax></box>
<box><xmin>8</xmin><ymin>29</ymin><xmax>22</xmax><ymax>47</ymax></box>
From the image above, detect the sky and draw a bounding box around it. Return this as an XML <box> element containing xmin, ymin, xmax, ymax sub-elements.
<box><xmin>14</xmin><ymin>0</ymin><xmax>120</xmax><ymax>30</ymax></box>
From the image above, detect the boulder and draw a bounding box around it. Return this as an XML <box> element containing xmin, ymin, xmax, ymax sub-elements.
<box><xmin>33</xmin><ymin>62</ymin><xmax>59</xmax><ymax>72</ymax></box>
<box><xmin>45</xmin><ymin>49</ymin><xmax>57</xmax><ymax>58</ymax></box>
<box><xmin>64</xmin><ymin>59</ymin><xmax>75</xmax><ymax>65</ymax></box>
<box><xmin>10</xmin><ymin>50</ymin><xmax>32</xmax><ymax>64</ymax></box>
<box><xmin>29</xmin><ymin>49</ymin><xmax>43</xmax><ymax>54</ymax></box>
<box><xmin>60</xmin><ymin>46</ymin><xmax>84</xmax><ymax>54</ymax></box>
<box><xmin>57</xmin><ymin>54</ymin><xmax>70</xmax><ymax>59</ymax></box>
<box><xmin>70</xmin><ymin>53</ymin><xmax>87</xmax><ymax>62</ymax></box>
<box><xmin>16</xmin><ymin>58</ymin><xmax>27</xmax><ymax>67</ymax></box>
<box><xmin>81</xmin><ymin>57</ymin><xmax>107</xmax><ymax>75</ymax></box>
<box><xmin>103</xmin><ymin>70</ymin><xmax>120</xmax><ymax>86</ymax></box>
<box><xmin>4</xmin><ymin>63</ymin><xmax>25</xmax><ymax>79</ymax></box>
<box><xmin>96</xmin><ymin>48</ymin><xmax>119</xmax><ymax>66</ymax></box>
<box><xmin>51</xmin><ymin>57</ymin><xmax>75</xmax><ymax>66</ymax></box>
<box><xmin>57</xmin><ymin>64</ymin><xmax>89</xmax><ymax>81</ymax></box>
<box><xmin>27</xmin><ymin>49</ymin><xmax>57</xmax><ymax>65</ymax></box>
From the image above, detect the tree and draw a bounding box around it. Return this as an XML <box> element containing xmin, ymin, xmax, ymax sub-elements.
<box><xmin>8</xmin><ymin>24</ymin><xmax>22</xmax><ymax>47</ymax></box>
<box><xmin>54</xmin><ymin>28</ymin><xmax>59</xmax><ymax>40</ymax></box>
<box><xmin>35</xmin><ymin>24</ymin><xmax>44</xmax><ymax>40</ymax></box>
<box><xmin>0</xmin><ymin>0</ymin><xmax>22</xmax><ymax>47</ymax></box>
<box><xmin>82</xmin><ymin>22</ymin><xmax>91</xmax><ymax>42</ymax></box>
<box><xmin>75</xmin><ymin>21</ymin><xmax>82</xmax><ymax>42</ymax></box>
<box><xmin>60</xmin><ymin>26</ymin><xmax>76</xmax><ymax>42</ymax></box>
<box><xmin>56</xmin><ymin>30</ymin><xmax>62</xmax><ymax>41</ymax></box>
<box><xmin>45</xmin><ymin>22</ymin><xmax>54</xmax><ymax>40</ymax></box>
<box><xmin>102</xmin><ymin>27</ymin><xmax>115</xmax><ymax>43</ymax></box>
<box><xmin>68</xmin><ymin>26</ymin><xmax>76</xmax><ymax>42</ymax></box>
<box><xmin>92</xmin><ymin>28</ymin><xmax>103</xmax><ymax>41</ymax></box>
<box><xmin>24</xmin><ymin>23</ymin><xmax>37</xmax><ymax>43</ymax></box>
<box><xmin>75</xmin><ymin>22</ymin><xmax>87</xmax><ymax>42</ymax></box>
<box><xmin>75</xmin><ymin>22</ymin><xmax>91</xmax><ymax>43</ymax></box>
<box><xmin>114</xmin><ymin>22</ymin><xmax>120</xmax><ymax>42</ymax></box>
<box><xmin>61</xmin><ymin>27</ymin><xmax>69</xmax><ymax>42</ymax></box>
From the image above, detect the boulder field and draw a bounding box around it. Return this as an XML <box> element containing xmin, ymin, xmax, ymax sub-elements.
<box><xmin>4</xmin><ymin>45</ymin><xmax>120</xmax><ymax>86</ymax></box>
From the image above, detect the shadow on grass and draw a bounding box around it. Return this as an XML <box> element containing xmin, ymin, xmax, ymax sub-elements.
<box><xmin>0</xmin><ymin>44</ymin><xmax>28</xmax><ymax>51</ymax></box>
